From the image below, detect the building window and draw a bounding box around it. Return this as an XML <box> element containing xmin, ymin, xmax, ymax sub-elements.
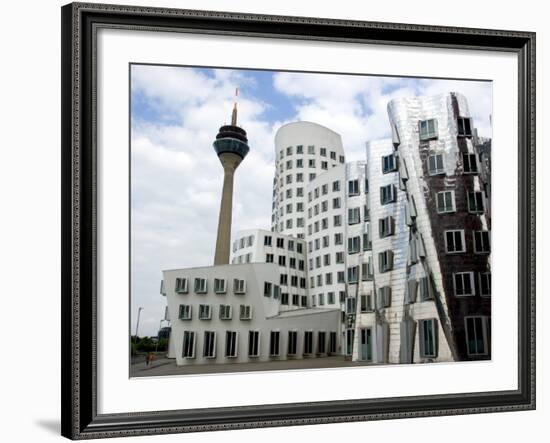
<box><xmin>332</xmin><ymin>180</ymin><xmax>340</xmax><ymax>192</ymax></box>
<box><xmin>175</xmin><ymin>278</ymin><xmax>188</xmax><ymax>294</ymax></box>
<box><xmin>286</xmin><ymin>160</ymin><xmax>292</xmax><ymax>170</ymax></box>
<box><xmin>308</xmin><ymin>159</ymin><xmax>316</xmax><ymax>168</ymax></box>
<box><xmin>463</xmin><ymin>153</ymin><xmax>478</xmax><ymax>174</ymax></box>
<box><xmin>233</xmin><ymin>279</ymin><xmax>246</xmax><ymax>294</ymax></box>
<box><xmin>219</xmin><ymin>304</ymin><xmax>232</xmax><ymax>320</ymax></box>
<box><xmin>339</xmin><ymin>155</ymin><xmax>345</xmax><ymax>164</ymax></box>
<box><xmin>453</xmin><ymin>272</ymin><xmax>475</xmax><ymax>296</ymax></box>
<box><xmin>345</xmin><ymin>297</ymin><xmax>356</xmax><ymax>315</ymax></box>
<box><xmin>337</xmin><ymin>271</ymin><xmax>345</xmax><ymax>283</ymax></box>
<box><xmin>419</xmin><ymin>319</ymin><xmax>438</xmax><ymax>358</ymax></box>
<box><xmin>457</xmin><ymin>117</ymin><xmax>473</xmax><ymax>137</ymax></box>
<box><xmin>198</xmin><ymin>304</ymin><xmax>211</xmax><ymax>320</ymax></box>
<box><xmin>289</xmin><ymin>257</ymin><xmax>296</xmax><ymax>269</ymax></box>
<box><xmin>334</xmin><ymin>233</ymin><xmax>343</xmax><ymax>245</ymax></box>
<box><xmin>428</xmin><ymin>154</ymin><xmax>445</xmax><ymax>175</ymax></box>
<box><xmin>269</xmin><ymin>331</ymin><xmax>280</xmax><ymax>356</ymax></box>
<box><xmin>347</xmin><ymin>266</ymin><xmax>359</xmax><ymax>283</ymax></box>
<box><xmin>348</xmin><ymin>207</ymin><xmax>360</xmax><ymax>225</ymax></box>
<box><xmin>278</xmin><ymin>255</ymin><xmax>286</xmax><ymax>266</ymax></box>
<box><xmin>329</xmin><ymin>332</ymin><xmax>337</xmax><ymax>354</ymax></box>
<box><xmin>468</xmin><ymin>191</ymin><xmax>484</xmax><ymax>213</ymax></box>
<box><xmin>419</xmin><ymin>118</ymin><xmax>438</xmax><ymax>140</ymax></box>
<box><xmin>316</xmin><ymin>331</ymin><xmax>326</xmax><ymax>354</ymax></box>
<box><xmin>264</xmin><ymin>235</ymin><xmax>272</xmax><ymax>246</ymax></box>
<box><xmin>474</xmin><ymin>230</ymin><xmax>491</xmax><ymax>254</ymax></box>
<box><xmin>445</xmin><ymin>230</ymin><xmax>466</xmax><ymax>253</ymax></box>
<box><xmin>465</xmin><ymin>316</ymin><xmax>489</xmax><ymax>356</ymax></box>
<box><xmin>348</xmin><ymin>179</ymin><xmax>359</xmax><ymax>196</ymax></box>
<box><xmin>328</xmin><ymin>292</ymin><xmax>335</xmax><ymax>304</ymax></box>
<box><xmin>279</xmin><ymin>274</ymin><xmax>288</xmax><ymax>286</ymax></box>
<box><xmin>378</xmin><ymin>250</ymin><xmax>394</xmax><ymax>273</ymax></box>
<box><xmin>304</xmin><ymin>331</ymin><xmax>314</xmax><ymax>355</ymax></box>
<box><xmin>276</xmin><ymin>238</ymin><xmax>284</xmax><ymax>248</ymax></box>
<box><xmin>292</xmin><ymin>294</ymin><xmax>299</xmax><ymax>306</ymax></box>
<box><xmin>182</xmin><ymin>331</ymin><xmax>196</xmax><ymax>358</ymax></box>
<box><xmin>225</xmin><ymin>331</ymin><xmax>238</xmax><ymax>358</ymax></box>
<box><xmin>362</xmin><ymin>260</ymin><xmax>374</xmax><ymax>281</ymax></box>
<box><xmin>382</xmin><ymin>153</ymin><xmax>397</xmax><ymax>173</ymax></box>
<box><xmin>345</xmin><ymin>329</ymin><xmax>354</xmax><ymax>356</ymax></box>
<box><xmin>334</xmin><ymin>215</ymin><xmax>342</xmax><ymax>226</ymax></box>
<box><xmin>332</xmin><ymin>197</ymin><xmax>341</xmax><ymax>209</ymax></box>
<box><xmin>307</xmin><ymin>145</ymin><xmax>315</xmax><ymax>154</ymax></box>
<box><xmin>264</xmin><ymin>282</ymin><xmax>272</xmax><ymax>297</ymax></box>
<box><xmin>266</xmin><ymin>253</ymin><xmax>274</xmax><ymax>263</ymax></box>
<box><xmin>419</xmin><ymin>276</ymin><xmax>434</xmax><ymax>301</ymax></box>
<box><xmin>239</xmin><ymin>304</ymin><xmax>252</xmax><ymax>320</ymax></box>
<box><xmin>321</xmin><ymin>200</ymin><xmax>328</xmax><ymax>212</ymax></box>
<box><xmin>380</xmin><ymin>184</ymin><xmax>396</xmax><ymax>205</ymax></box>
<box><xmin>309</xmin><ymin>173</ymin><xmax>316</xmax><ymax>181</ymax></box>
<box><xmin>248</xmin><ymin>331</ymin><xmax>260</xmax><ymax>357</ymax></box>
<box><xmin>296</xmin><ymin>158</ymin><xmax>303</xmax><ymax>168</ymax></box>
<box><xmin>437</xmin><ymin>190</ymin><xmax>455</xmax><ymax>213</ymax></box>
<box><xmin>194</xmin><ymin>278</ymin><xmax>207</xmax><ymax>294</ymax></box>
<box><xmin>360</xmin><ymin>292</ymin><xmax>374</xmax><ymax>312</ymax></box>
<box><xmin>348</xmin><ymin>236</ymin><xmax>361</xmax><ymax>254</ymax></box>
<box><xmin>281</xmin><ymin>292</ymin><xmax>289</xmax><ymax>304</ymax></box>
<box><xmin>203</xmin><ymin>331</ymin><xmax>216</xmax><ymax>358</ymax></box>
<box><xmin>377</xmin><ymin>286</ymin><xmax>392</xmax><ymax>308</ymax></box>
<box><xmin>178</xmin><ymin>304</ymin><xmax>192</xmax><ymax>320</ymax></box>
<box><xmin>321</xmin><ymin>161</ymin><xmax>328</xmax><ymax>170</ymax></box>
<box><xmin>297</xmin><ymin>145</ymin><xmax>303</xmax><ymax>154</ymax></box>
<box><xmin>379</xmin><ymin>216</ymin><xmax>394</xmax><ymax>237</ymax></box>
<box><xmin>479</xmin><ymin>272</ymin><xmax>491</xmax><ymax>297</ymax></box>
<box><xmin>288</xmin><ymin>331</ymin><xmax>298</xmax><ymax>356</ymax></box>
<box><xmin>214</xmin><ymin>278</ymin><xmax>226</xmax><ymax>294</ymax></box>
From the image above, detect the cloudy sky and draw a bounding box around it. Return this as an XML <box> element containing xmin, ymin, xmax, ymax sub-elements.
<box><xmin>130</xmin><ymin>64</ymin><xmax>492</xmax><ymax>337</ymax></box>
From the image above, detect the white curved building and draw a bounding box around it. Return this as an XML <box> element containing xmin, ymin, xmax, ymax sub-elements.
<box><xmin>272</xmin><ymin>122</ymin><xmax>346</xmax><ymax>238</ymax></box>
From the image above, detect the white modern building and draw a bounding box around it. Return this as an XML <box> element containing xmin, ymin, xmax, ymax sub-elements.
<box><xmin>161</xmin><ymin>92</ymin><xmax>491</xmax><ymax>367</ymax></box>
<box><xmin>162</xmin><ymin>263</ymin><xmax>341</xmax><ymax>365</ymax></box>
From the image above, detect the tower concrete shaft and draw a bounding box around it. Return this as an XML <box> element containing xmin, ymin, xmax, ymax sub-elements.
<box><xmin>214</xmin><ymin>152</ymin><xmax>243</xmax><ymax>265</ymax></box>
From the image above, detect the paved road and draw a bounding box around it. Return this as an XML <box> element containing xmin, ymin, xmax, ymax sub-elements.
<box><xmin>130</xmin><ymin>356</ymin><xmax>377</xmax><ymax>377</ymax></box>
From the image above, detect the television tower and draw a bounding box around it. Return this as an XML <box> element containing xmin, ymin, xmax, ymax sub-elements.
<box><xmin>212</xmin><ymin>89</ymin><xmax>250</xmax><ymax>265</ymax></box>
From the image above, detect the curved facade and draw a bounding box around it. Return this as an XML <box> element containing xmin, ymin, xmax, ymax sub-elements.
<box><xmin>387</xmin><ymin>92</ymin><xmax>491</xmax><ymax>361</ymax></box>
<box><xmin>272</xmin><ymin>122</ymin><xmax>346</xmax><ymax>238</ymax></box>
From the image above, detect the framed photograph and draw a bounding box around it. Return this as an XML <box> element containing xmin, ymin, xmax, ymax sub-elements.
<box><xmin>61</xmin><ymin>2</ymin><xmax>536</xmax><ymax>439</ymax></box>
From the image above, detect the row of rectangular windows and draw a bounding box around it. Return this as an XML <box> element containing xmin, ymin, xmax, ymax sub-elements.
<box><xmin>381</xmin><ymin>151</ymin><xmax>479</xmax><ymax>177</ymax></box>
<box><xmin>263</xmin><ymin>235</ymin><xmax>304</xmax><ymax>253</ymax></box>
<box><xmin>345</xmin><ymin>315</ymin><xmax>489</xmax><ymax>359</ymax></box>
<box><xmin>183</xmin><ymin>329</ymin><xmax>339</xmax><ymax>359</ymax></box>
<box><xmin>178</xmin><ymin>303</ymin><xmax>252</xmax><ymax>321</ymax></box>
<box><xmin>279</xmin><ymin>144</ymin><xmax>344</xmax><ymax>162</ymax></box>
<box><xmin>344</xmin><ymin>318</ymin><xmax>439</xmax><ymax>359</ymax></box>
<box><xmin>278</xmin><ymin>158</ymin><xmax>338</xmax><ymax>172</ymax></box>
<box><xmin>418</xmin><ymin>117</ymin><xmax>474</xmax><ymax>141</ymax></box>
<box><xmin>174</xmin><ymin>277</ymin><xmax>246</xmax><ymax>295</ymax></box>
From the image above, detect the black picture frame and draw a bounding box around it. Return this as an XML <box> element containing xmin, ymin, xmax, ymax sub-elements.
<box><xmin>61</xmin><ymin>2</ymin><xmax>536</xmax><ymax>439</ymax></box>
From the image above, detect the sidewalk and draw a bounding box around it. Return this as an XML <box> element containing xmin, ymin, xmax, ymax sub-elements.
<box><xmin>130</xmin><ymin>355</ymin><xmax>377</xmax><ymax>377</ymax></box>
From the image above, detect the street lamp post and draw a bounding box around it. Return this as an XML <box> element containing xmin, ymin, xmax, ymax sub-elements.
<box><xmin>134</xmin><ymin>307</ymin><xmax>144</xmax><ymax>343</ymax></box>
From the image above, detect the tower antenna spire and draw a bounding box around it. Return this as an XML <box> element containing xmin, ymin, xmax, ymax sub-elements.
<box><xmin>231</xmin><ymin>87</ymin><xmax>239</xmax><ymax>126</ymax></box>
